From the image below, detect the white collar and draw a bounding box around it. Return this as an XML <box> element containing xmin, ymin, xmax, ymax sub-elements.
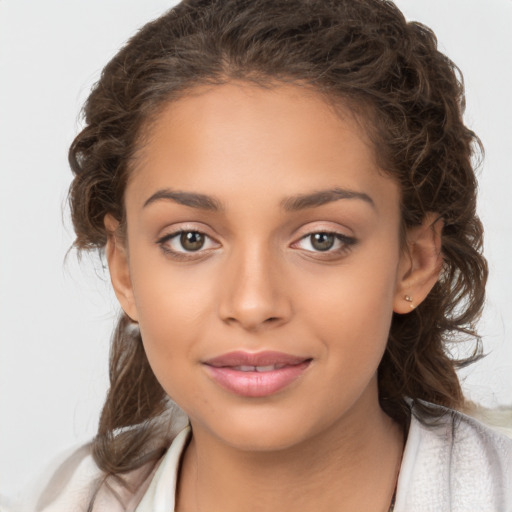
<box><xmin>135</xmin><ymin>426</ymin><xmax>191</xmax><ymax>512</ymax></box>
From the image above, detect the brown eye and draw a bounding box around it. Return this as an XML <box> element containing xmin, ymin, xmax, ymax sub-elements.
<box><xmin>180</xmin><ymin>231</ymin><xmax>205</xmax><ymax>251</ymax></box>
<box><xmin>310</xmin><ymin>233</ymin><xmax>335</xmax><ymax>251</ymax></box>
<box><xmin>292</xmin><ymin>230</ymin><xmax>357</xmax><ymax>257</ymax></box>
<box><xmin>157</xmin><ymin>229</ymin><xmax>220</xmax><ymax>259</ymax></box>
<box><xmin>180</xmin><ymin>231</ymin><xmax>205</xmax><ymax>252</ymax></box>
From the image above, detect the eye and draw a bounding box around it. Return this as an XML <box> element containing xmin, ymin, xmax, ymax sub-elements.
<box><xmin>157</xmin><ymin>230</ymin><xmax>219</xmax><ymax>256</ymax></box>
<box><xmin>308</xmin><ymin>233</ymin><xmax>336</xmax><ymax>251</ymax></box>
<box><xmin>293</xmin><ymin>232</ymin><xmax>356</xmax><ymax>254</ymax></box>
<box><xmin>178</xmin><ymin>231</ymin><xmax>206</xmax><ymax>251</ymax></box>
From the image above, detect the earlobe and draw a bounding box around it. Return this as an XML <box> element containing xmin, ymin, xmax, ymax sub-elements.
<box><xmin>393</xmin><ymin>213</ymin><xmax>443</xmax><ymax>314</ymax></box>
<box><xmin>104</xmin><ymin>214</ymin><xmax>139</xmax><ymax>322</ymax></box>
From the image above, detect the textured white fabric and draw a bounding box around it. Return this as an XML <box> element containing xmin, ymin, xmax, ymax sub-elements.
<box><xmin>134</xmin><ymin>428</ymin><xmax>189</xmax><ymax>512</ymax></box>
<box><xmin>394</xmin><ymin>408</ymin><xmax>512</xmax><ymax>511</ymax></box>
<box><xmin>15</xmin><ymin>408</ymin><xmax>512</xmax><ymax>511</ymax></box>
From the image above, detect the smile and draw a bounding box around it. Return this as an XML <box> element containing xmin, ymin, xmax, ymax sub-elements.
<box><xmin>203</xmin><ymin>351</ymin><xmax>312</xmax><ymax>397</ymax></box>
<box><xmin>232</xmin><ymin>364</ymin><xmax>286</xmax><ymax>372</ymax></box>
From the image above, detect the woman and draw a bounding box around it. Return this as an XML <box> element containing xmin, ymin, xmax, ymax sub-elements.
<box><xmin>18</xmin><ymin>0</ymin><xmax>512</xmax><ymax>510</ymax></box>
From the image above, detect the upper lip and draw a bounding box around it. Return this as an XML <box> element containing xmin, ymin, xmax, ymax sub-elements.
<box><xmin>204</xmin><ymin>351</ymin><xmax>310</xmax><ymax>368</ymax></box>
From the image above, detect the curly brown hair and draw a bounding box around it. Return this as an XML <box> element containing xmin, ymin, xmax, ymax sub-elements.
<box><xmin>67</xmin><ymin>0</ymin><xmax>487</xmax><ymax>498</ymax></box>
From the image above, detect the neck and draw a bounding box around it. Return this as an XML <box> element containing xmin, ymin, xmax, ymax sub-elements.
<box><xmin>176</xmin><ymin>395</ymin><xmax>404</xmax><ymax>512</ymax></box>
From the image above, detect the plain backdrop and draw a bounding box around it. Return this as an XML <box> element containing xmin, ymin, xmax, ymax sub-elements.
<box><xmin>1</xmin><ymin>0</ymin><xmax>511</xmax><ymax>501</ymax></box>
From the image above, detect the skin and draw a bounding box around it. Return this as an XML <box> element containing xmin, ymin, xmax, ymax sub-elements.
<box><xmin>106</xmin><ymin>82</ymin><xmax>443</xmax><ymax>511</ymax></box>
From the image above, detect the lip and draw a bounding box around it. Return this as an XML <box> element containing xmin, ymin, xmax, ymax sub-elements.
<box><xmin>203</xmin><ymin>351</ymin><xmax>312</xmax><ymax>398</ymax></box>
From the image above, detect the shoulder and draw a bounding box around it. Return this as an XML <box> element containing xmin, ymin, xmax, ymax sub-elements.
<box><xmin>14</xmin><ymin>443</ymin><xmax>99</xmax><ymax>512</ymax></box>
<box><xmin>395</xmin><ymin>404</ymin><xmax>512</xmax><ymax>512</ymax></box>
<box><xmin>14</xmin><ymin>444</ymin><xmax>161</xmax><ymax>512</ymax></box>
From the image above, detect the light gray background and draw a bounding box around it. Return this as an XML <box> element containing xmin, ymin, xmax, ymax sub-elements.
<box><xmin>1</xmin><ymin>0</ymin><xmax>511</xmax><ymax>501</ymax></box>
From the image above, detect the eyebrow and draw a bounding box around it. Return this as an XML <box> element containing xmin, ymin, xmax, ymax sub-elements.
<box><xmin>142</xmin><ymin>187</ymin><xmax>375</xmax><ymax>212</ymax></box>
<box><xmin>143</xmin><ymin>189</ymin><xmax>223</xmax><ymax>211</ymax></box>
<box><xmin>281</xmin><ymin>187</ymin><xmax>375</xmax><ymax>211</ymax></box>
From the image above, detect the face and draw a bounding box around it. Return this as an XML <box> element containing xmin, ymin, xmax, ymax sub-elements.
<box><xmin>110</xmin><ymin>83</ymin><xmax>412</xmax><ymax>452</ymax></box>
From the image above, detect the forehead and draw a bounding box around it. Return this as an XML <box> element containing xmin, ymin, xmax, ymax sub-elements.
<box><xmin>127</xmin><ymin>82</ymin><xmax>398</xmax><ymax>215</ymax></box>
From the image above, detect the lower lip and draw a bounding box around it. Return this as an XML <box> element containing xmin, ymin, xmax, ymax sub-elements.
<box><xmin>204</xmin><ymin>361</ymin><xmax>311</xmax><ymax>398</ymax></box>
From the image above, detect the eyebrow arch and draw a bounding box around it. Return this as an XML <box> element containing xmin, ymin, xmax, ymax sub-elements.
<box><xmin>143</xmin><ymin>186</ymin><xmax>375</xmax><ymax>212</ymax></box>
<box><xmin>281</xmin><ymin>187</ymin><xmax>375</xmax><ymax>211</ymax></box>
<box><xmin>143</xmin><ymin>189</ymin><xmax>223</xmax><ymax>211</ymax></box>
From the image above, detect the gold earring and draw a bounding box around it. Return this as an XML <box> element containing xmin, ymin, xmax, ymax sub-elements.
<box><xmin>404</xmin><ymin>295</ymin><xmax>415</xmax><ymax>309</ymax></box>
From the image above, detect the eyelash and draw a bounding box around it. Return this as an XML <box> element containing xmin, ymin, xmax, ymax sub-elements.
<box><xmin>292</xmin><ymin>232</ymin><xmax>357</xmax><ymax>257</ymax></box>
<box><xmin>156</xmin><ymin>230</ymin><xmax>220</xmax><ymax>260</ymax></box>
<box><xmin>156</xmin><ymin>230</ymin><xmax>357</xmax><ymax>260</ymax></box>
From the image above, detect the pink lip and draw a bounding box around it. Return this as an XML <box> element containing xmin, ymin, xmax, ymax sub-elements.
<box><xmin>203</xmin><ymin>351</ymin><xmax>312</xmax><ymax>398</ymax></box>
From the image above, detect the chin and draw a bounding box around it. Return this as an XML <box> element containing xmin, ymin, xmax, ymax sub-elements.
<box><xmin>219</xmin><ymin>424</ymin><xmax>310</xmax><ymax>453</ymax></box>
<box><xmin>190</xmin><ymin>403</ymin><xmax>331</xmax><ymax>453</ymax></box>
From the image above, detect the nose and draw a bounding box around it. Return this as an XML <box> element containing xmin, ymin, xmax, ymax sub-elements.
<box><xmin>218</xmin><ymin>244</ymin><xmax>292</xmax><ymax>332</ymax></box>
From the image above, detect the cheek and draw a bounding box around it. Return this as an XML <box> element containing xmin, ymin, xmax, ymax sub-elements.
<box><xmin>132</xmin><ymin>247</ymin><xmax>216</xmax><ymax>325</ymax></box>
<box><xmin>297</xmin><ymin>245</ymin><xmax>399</xmax><ymax>362</ymax></box>
<box><xmin>128</xmin><ymin>254</ymin><xmax>218</xmax><ymax>387</ymax></box>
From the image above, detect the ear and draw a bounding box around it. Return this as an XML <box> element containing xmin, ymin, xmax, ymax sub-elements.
<box><xmin>393</xmin><ymin>213</ymin><xmax>443</xmax><ymax>314</ymax></box>
<box><xmin>104</xmin><ymin>214</ymin><xmax>139</xmax><ymax>322</ymax></box>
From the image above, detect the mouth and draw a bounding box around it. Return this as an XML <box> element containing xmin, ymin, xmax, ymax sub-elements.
<box><xmin>203</xmin><ymin>351</ymin><xmax>312</xmax><ymax>398</ymax></box>
<box><xmin>230</xmin><ymin>364</ymin><xmax>288</xmax><ymax>372</ymax></box>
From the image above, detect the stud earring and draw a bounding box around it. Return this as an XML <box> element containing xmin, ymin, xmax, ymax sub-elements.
<box><xmin>404</xmin><ymin>295</ymin><xmax>415</xmax><ymax>309</ymax></box>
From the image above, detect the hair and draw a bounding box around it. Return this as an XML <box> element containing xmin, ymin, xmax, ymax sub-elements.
<box><xmin>68</xmin><ymin>0</ymin><xmax>487</xmax><ymax>500</ymax></box>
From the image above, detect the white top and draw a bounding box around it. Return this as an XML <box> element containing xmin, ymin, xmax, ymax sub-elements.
<box><xmin>395</xmin><ymin>410</ymin><xmax>512</xmax><ymax>511</ymax></box>
<box><xmin>14</xmin><ymin>407</ymin><xmax>512</xmax><ymax>512</ymax></box>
